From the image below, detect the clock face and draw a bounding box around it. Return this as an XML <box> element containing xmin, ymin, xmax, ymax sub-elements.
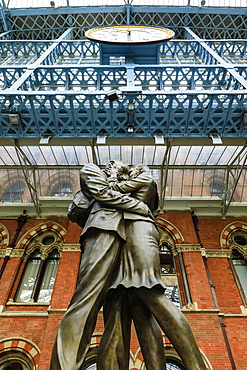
<box><xmin>85</xmin><ymin>25</ymin><xmax>175</xmax><ymax>45</ymax></box>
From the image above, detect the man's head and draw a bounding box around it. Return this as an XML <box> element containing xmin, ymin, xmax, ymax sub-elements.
<box><xmin>128</xmin><ymin>164</ymin><xmax>150</xmax><ymax>178</ymax></box>
<box><xmin>104</xmin><ymin>160</ymin><xmax>129</xmax><ymax>180</ymax></box>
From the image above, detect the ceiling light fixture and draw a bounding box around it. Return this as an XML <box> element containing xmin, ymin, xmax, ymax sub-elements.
<box><xmin>9</xmin><ymin>113</ymin><xmax>21</xmax><ymax>125</ymax></box>
<box><xmin>39</xmin><ymin>136</ymin><xmax>52</xmax><ymax>145</ymax></box>
<box><xmin>209</xmin><ymin>133</ymin><xmax>222</xmax><ymax>145</ymax></box>
<box><xmin>154</xmin><ymin>134</ymin><xmax>165</xmax><ymax>144</ymax></box>
<box><xmin>96</xmin><ymin>135</ymin><xmax>107</xmax><ymax>144</ymax></box>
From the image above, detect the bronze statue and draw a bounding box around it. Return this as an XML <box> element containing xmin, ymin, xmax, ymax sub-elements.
<box><xmin>50</xmin><ymin>161</ymin><xmax>207</xmax><ymax>370</ymax></box>
<box><xmin>50</xmin><ymin>161</ymin><xmax>151</xmax><ymax>370</ymax></box>
<box><xmin>97</xmin><ymin>164</ymin><xmax>207</xmax><ymax>370</ymax></box>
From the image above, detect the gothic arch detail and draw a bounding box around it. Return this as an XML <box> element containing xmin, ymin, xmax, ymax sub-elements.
<box><xmin>43</xmin><ymin>170</ymin><xmax>78</xmax><ymax>188</ymax></box>
<box><xmin>0</xmin><ymin>337</ymin><xmax>41</xmax><ymax>370</ymax></box>
<box><xmin>156</xmin><ymin>217</ymin><xmax>184</xmax><ymax>245</ymax></box>
<box><xmin>16</xmin><ymin>221</ymin><xmax>67</xmax><ymax>252</ymax></box>
<box><xmin>220</xmin><ymin>221</ymin><xmax>247</xmax><ymax>250</ymax></box>
<box><xmin>0</xmin><ymin>223</ymin><xmax>9</xmax><ymax>248</ymax></box>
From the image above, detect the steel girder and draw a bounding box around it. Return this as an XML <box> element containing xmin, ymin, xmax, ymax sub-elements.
<box><xmin>0</xmin><ymin>5</ymin><xmax>246</xmax><ymax>40</ymax></box>
<box><xmin>0</xmin><ymin>28</ymin><xmax>246</xmax><ymax>140</ymax></box>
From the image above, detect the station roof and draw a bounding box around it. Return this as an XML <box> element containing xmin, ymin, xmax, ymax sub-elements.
<box><xmin>0</xmin><ymin>2</ymin><xmax>247</xmax><ymax>218</ymax></box>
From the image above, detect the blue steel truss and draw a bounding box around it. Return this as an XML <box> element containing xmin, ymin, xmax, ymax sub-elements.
<box><xmin>0</xmin><ymin>5</ymin><xmax>246</xmax><ymax>141</ymax></box>
<box><xmin>0</xmin><ymin>5</ymin><xmax>246</xmax><ymax>40</ymax></box>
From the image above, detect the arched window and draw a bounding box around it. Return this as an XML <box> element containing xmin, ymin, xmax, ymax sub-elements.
<box><xmin>227</xmin><ymin>230</ymin><xmax>247</xmax><ymax>304</ymax></box>
<box><xmin>209</xmin><ymin>181</ymin><xmax>225</xmax><ymax>197</ymax></box>
<box><xmin>0</xmin><ymin>350</ymin><xmax>33</xmax><ymax>370</ymax></box>
<box><xmin>51</xmin><ymin>181</ymin><xmax>72</xmax><ymax>197</ymax></box>
<box><xmin>15</xmin><ymin>246</ymin><xmax>59</xmax><ymax>303</ymax></box>
<box><xmin>232</xmin><ymin>248</ymin><xmax>247</xmax><ymax>298</ymax></box>
<box><xmin>2</xmin><ymin>182</ymin><xmax>26</xmax><ymax>202</ymax></box>
<box><xmin>160</xmin><ymin>242</ymin><xmax>176</xmax><ymax>274</ymax></box>
<box><xmin>166</xmin><ymin>361</ymin><xmax>185</xmax><ymax>370</ymax></box>
<box><xmin>83</xmin><ymin>360</ymin><xmax>186</xmax><ymax>370</ymax></box>
<box><xmin>86</xmin><ymin>364</ymin><xmax>97</xmax><ymax>370</ymax></box>
<box><xmin>4</xmin><ymin>362</ymin><xmax>23</xmax><ymax>370</ymax></box>
<box><xmin>160</xmin><ymin>242</ymin><xmax>181</xmax><ymax>308</ymax></box>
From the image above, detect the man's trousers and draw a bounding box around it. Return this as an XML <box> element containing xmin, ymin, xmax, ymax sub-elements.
<box><xmin>50</xmin><ymin>229</ymin><xmax>122</xmax><ymax>370</ymax></box>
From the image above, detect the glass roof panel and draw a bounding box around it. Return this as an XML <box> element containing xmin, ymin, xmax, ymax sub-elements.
<box><xmin>50</xmin><ymin>146</ymin><xmax>68</xmax><ymax>165</ymax></box>
<box><xmin>1</xmin><ymin>160</ymin><xmax>247</xmax><ymax>205</ymax></box>
<box><xmin>217</xmin><ymin>146</ymin><xmax>240</xmax><ymax>165</ymax></box>
<box><xmin>121</xmin><ymin>146</ymin><xmax>132</xmax><ymax>165</ymax></box>
<box><xmin>97</xmin><ymin>146</ymin><xmax>111</xmax><ymax>165</ymax></box>
<box><xmin>21</xmin><ymin>146</ymin><xmax>43</xmax><ymax>165</ymax></box>
<box><xmin>230</xmin><ymin>146</ymin><xmax>247</xmax><ymax>166</ymax></box>
<box><xmin>142</xmin><ymin>146</ymin><xmax>156</xmax><ymax>165</ymax></box>
<box><xmin>1</xmin><ymin>145</ymin><xmax>246</xmax><ymax>167</ymax></box>
<box><xmin>132</xmin><ymin>146</ymin><xmax>145</xmax><ymax>165</ymax></box>
<box><xmin>175</xmin><ymin>147</ymin><xmax>191</xmax><ymax>165</ymax></box>
<box><xmin>196</xmin><ymin>146</ymin><xmax>216</xmax><ymax>165</ymax></box>
<box><xmin>0</xmin><ymin>147</ymin><xmax>14</xmax><ymax>165</ymax></box>
<box><xmin>183</xmin><ymin>146</ymin><xmax>203</xmax><ymax>165</ymax></box>
<box><xmin>169</xmin><ymin>146</ymin><xmax>242</xmax><ymax>166</ymax></box>
<box><xmin>109</xmin><ymin>146</ymin><xmax>121</xmax><ymax>162</ymax></box>
<box><xmin>74</xmin><ymin>146</ymin><xmax>93</xmax><ymax>164</ymax></box>
<box><xmin>36</xmin><ymin>147</ymin><xmax>54</xmax><ymax>165</ymax></box>
<box><xmin>2</xmin><ymin>146</ymin><xmax>20</xmax><ymax>165</ymax></box>
<box><xmin>152</xmin><ymin>146</ymin><xmax>167</xmax><ymax>165</ymax></box>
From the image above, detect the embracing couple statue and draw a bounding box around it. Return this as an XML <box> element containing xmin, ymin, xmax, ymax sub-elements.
<box><xmin>50</xmin><ymin>161</ymin><xmax>207</xmax><ymax>370</ymax></box>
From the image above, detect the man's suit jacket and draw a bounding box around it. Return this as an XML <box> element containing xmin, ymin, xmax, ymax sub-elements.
<box><xmin>79</xmin><ymin>163</ymin><xmax>150</xmax><ymax>241</ymax></box>
<box><xmin>114</xmin><ymin>171</ymin><xmax>158</xmax><ymax>223</ymax></box>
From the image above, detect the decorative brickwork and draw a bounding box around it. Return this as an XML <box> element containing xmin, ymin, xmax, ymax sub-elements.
<box><xmin>156</xmin><ymin>217</ymin><xmax>184</xmax><ymax>244</ymax></box>
<box><xmin>220</xmin><ymin>221</ymin><xmax>247</xmax><ymax>249</ymax></box>
<box><xmin>16</xmin><ymin>221</ymin><xmax>67</xmax><ymax>252</ymax></box>
<box><xmin>0</xmin><ymin>223</ymin><xmax>9</xmax><ymax>249</ymax></box>
<box><xmin>1</xmin><ymin>214</ymin><xmax>247</xmax><ymax>369</ymax></box>
<box><xmin>0</xmin><ymin>337</ymin><xmax>41</xmax><ymax>369</ymax></box>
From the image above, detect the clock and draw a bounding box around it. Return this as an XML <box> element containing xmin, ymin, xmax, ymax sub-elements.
<box><xmin>85</xmin><ymin>25</ymin><xmax>175</xmax><ymax>45</ymax></box>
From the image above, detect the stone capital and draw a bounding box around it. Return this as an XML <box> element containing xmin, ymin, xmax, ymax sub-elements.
<box><xmin>0</xmin><ymin>248</ymin><xmax>25</xmax><ymax>258</ymax></box>
<box><xmin>172</xmin><ymin>244</ymin><xmax>202</xmax><ymax>256</ymax></box>
<box><xmin>204</xmin><ymin>249</ymin><xmax>232</xmax><ymax>258</ymax></box>
<box><xmin>62</xmin><ymin>244</ymin><xmax>81</xmax><ymax>252</ymax></box>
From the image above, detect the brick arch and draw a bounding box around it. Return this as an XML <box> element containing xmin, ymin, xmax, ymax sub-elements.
<box><xmin>136</xmin><ymin>345</ymin><xmax>212</xmax><ymax>370</ymax></box>
<box><xmin>0</xmin><ymin>223</ymin><xmax>9</xmax><ymax>248</ymax></box>
<box><xmin>43</xmin><ymin>170</ymin><xmax>78</xmax><ymax>188</ymax></box>
<box><xmin>0</xmin><ymin>173</ymin><xmax>26</xmax><ymax>193</ymax></box>
<box><xmin>41</xmin><ymin>170</ymin><xmax>78</xmax><ymax>197</ymax></box>
<box><xmin>155</xmin><ymin>217</ymin><xmax>184</xmax><ymax>244</ymax></box>
<box><xmin>16</xmin><ymin>221</ymin><xmax>67</xmax><ymax>250</ymax></box>
<box><xmin>0</xmin><ymin>337</ymin><xmax>41</xmax><ymax>369</ymax></box>
<box><xmin>220</xmin><ymin>221</ymin><xmax>247</xmax><ymax>249</ymax></box>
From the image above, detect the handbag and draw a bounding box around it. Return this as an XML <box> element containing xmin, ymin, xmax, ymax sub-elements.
<box><xmin>68</xmin><ymin>190</ymin><xmax>95</xmax><ymax>228</ymax></box>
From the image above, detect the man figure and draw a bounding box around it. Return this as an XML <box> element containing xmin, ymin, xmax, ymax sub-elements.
<box><xmin>98</xmin><ymin>165</ymin><xmax>207</xmax><ymax>370</ymax></box>
<box><xmin>50</xmin><ymin>161</ymin><xmax>151</xmax><ymax>370</ymax></box>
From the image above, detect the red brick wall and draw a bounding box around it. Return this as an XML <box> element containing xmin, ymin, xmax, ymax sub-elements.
<box><xmin>0</xmin><ymin>214</ymin><xmax>247</xmax><ymax>370</ymax></box>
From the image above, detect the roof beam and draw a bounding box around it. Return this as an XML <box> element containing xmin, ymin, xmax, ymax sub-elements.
<box><xmin>8</xmin><ymin>5</ymin><xmax>247</xmax><ymax>17</ymax></box>
<box><xmin>8</xmin><ymin>28</ymin><xmax>73</xmax><ymax>91</ymax></box>
<box><xmin>185</xmin><ymin>27</ymin><xmax>247</xmax><ymax>89</ymax></box>
<box><xmin>1</xmin><ymin>137</ymin><xmax>247</xmax><ymax>147</ymax></box>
